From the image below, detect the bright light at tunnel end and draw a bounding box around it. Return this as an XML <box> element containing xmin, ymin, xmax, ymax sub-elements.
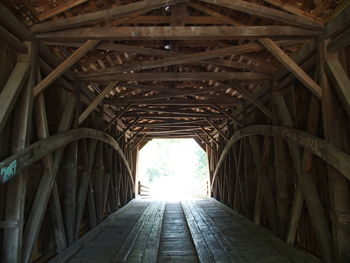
<box><xmin>136</xmin><ymin>138</ymin><xmax>210</xmax><ymax>201</ymax></box>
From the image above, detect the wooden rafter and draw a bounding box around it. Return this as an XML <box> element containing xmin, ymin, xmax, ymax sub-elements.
<box><xmin>31</xmin><ymin>0</ymin><xmax>188</xmax><ymax>33</ymax></box>
<box><xmin>199</xmin><ymin>0</ymin><xmax>322</xmax><ymax>29</ymax></box>
<box><xmin>36</xmin><ymin>26</ymin><xmax>318</xmax><ymax>41</ymax></box>
<box><xmin>34</xmin><ymin>40</ymin><xmax>99</xmax><ymax>97</ymax></box>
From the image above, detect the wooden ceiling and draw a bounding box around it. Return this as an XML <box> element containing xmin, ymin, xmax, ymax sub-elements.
<box><xmin>4</xmin><ymin>0</ymin><xmax>346</xmax><ymax>143</ymax></box>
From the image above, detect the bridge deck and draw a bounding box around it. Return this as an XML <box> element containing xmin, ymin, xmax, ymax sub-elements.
<box><xmin>51</xmin><ymin>198</ymin><xmax>320</xmax><ymax>263</ymax></box>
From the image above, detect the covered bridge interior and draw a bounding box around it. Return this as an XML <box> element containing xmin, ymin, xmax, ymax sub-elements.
<box><xmin>0</xmin><ymin>0</ymin><xmax>349</xmax><ymax>262</ymax></box>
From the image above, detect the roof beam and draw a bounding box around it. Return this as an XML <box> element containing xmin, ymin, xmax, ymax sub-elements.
<box><xmin>262</xmin><ymin>0</ymin><xmax>325</xmax><ymax>24</ymax></box>
<box><xmin>211</xmin><ymin>103</ymin><xmax>242</xmax><ymax>127</ymax></box>
<box><xmin>78</xmin><ymin>81</ymin><xmax>117</xmax><ymax>124</ymax></box>
<box><xmin>226</xmin><ymin>81</ymin><xmax>273</xmax><ymax>119</ymax></box>
<box><xmin>36</xmin><ymin>26</ymin><xmax>318</xmax><ymax>41</ymax></box>
<box><xmin>104</xmin><ymin>103</ymin><xmax>132</xmax><ymax>131</ymax></box>
<box><xmin>326</xmin><ymin>53</ymin><xmax>350</xmax><ymax>117</ymax></box>
<box><xmin>327</xmin><ymin>27</ymin><xmax>350</xmax><ymax>52</ymax></box>
<box><xmin>38</xmin><ymin>0</ymin><xmax>89</xmax><ymax>22</ymax></box>
<box><xmin>32</xmin><ymin>0</ymin><xmax>188</xmax><ymax>33</ymax></box>
<box><xmin>45</xmin><ymin>39</ymin><xmax>305</xmax><ymax>57</ymax></box>
<box><xmin>116</xmin><ymin>118</ymin><xmax>140</xmax><ymax>141</ymax></box>
<box><xmin>195</xmin><ymin>132</ymin><xmax>213</xmax><ymax>150</ymax></box>
<box><xmin>205</xmin><ymin>118</ymin><xmax>228</xmax><ymax>141</ymax></box>
<box><xmin>187</xmin><ymin>0</ymin><xmax>316</xmax><ymax>100</ymax></box>
<box><xmin>79</xmin><ymin>42</ymin><xmax>279</xmax><ymax>78</ymax></box>
<box><xmin>104</xmin><ymin>98</ymin><xmax>243</xmax><ymax>105</ymax></box>
<box><xmin>204</xmin><ymin>59</ymin><xmax>275</xmax><ymax>75</ymax></box>
<box><xmin>34</xmin><ymin>40</ymin><xmax>99</xmax><ymax>97</ymax></box>
<box><xmin>123</xmin><ymin>113</ymin><xmax>222</xmax><ymax>118</ymax></box>
<box><xmin>259</xmin><ymin>38</ymin><xmax>322</xmax><ymax>98</ymax></box>
<box><xmin>199</xmin><ymin>0</ymin><xmax>322</xmax><ymax>29</ymax></box>
<box><xmin>324</xmin><ymin>2</ymin><xmax>350</xmax><ymax>38</ymax></box>
<box><xmin>45</xmin><ymin>41</ymin><xmax>174</xmax><ymax>57</ymax></box>
<box><xmin>81</xmin><ymin>72</ymin><xmax>270</xmax><ymax>82</ymax></box>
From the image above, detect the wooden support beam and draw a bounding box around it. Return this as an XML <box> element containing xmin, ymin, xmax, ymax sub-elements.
<box><xmin>116</xmin><ymin>118</ymin><xmax>140</xmax><ymax>141</ymax></box>
<box><xmin>0</xmin><ymin>25</ymin><xmax>27</xmax><ymax>54</ymax></box>
<box><xmin>319</xmin><ymin>40</ymin><xmax>350</xmax><ymax>263</ymax></box>
<box><xmin>22</xmin><ymin>95</ymin><xmax>76</xmax><ymax>262</ymax></box>
<box><xmin>227</xmin><ymin>81</ymin><xmax>273</xmax><ymax>119</ymax></box>
<box><xmin>63</xmin><ymin>141</ymin><xmax>78</xmax><ymax>245</ymax></box>
<box><xmin>93</xmin><ymin>142</ymin><xmax>105</xmax><ymax>223</ymax></box>
<box><xmin>205</xmin><ymin>118</ymin><xmax>228</xmax><ymax>142</ymax></box>
<box><xmin>0</xmin><ymin>127</ymin><xmax>134</xmax><ymax>185</ymax></box>
<box><xmin>325</xmin><ymin>53</ymin><xmax>350</xmax><ymax>117</ymax></box>
<box><xmin>200</xmin><ymin>0</ymin><xmax>322</xmax><ymax>29</ymax></box>
<box><xmin>195</xmin><ymin>133</ymin><xmax>213</xmax><ymax>151</ymax></box>
<box><xmin>211</xmin><ymin>104</ymin><xmax>242</xmax><ymax>127</ymax></box>
<box><xmin>131</xmin><ymin>134</ymin><xmax>147</xmax><ymax>152</ymax></box>
<box><xmin>79</xmin><ymin>42</ymin><xmax>277</xmax><ymax>78</ymax></box>
<box><xmin>46</xmin><ymin>39</ymin><xmax>305</xmax><ymax>58</ymax></box>
<box><xmin>82</xmin><ymin>72</ymin><xmax>270</xmax><ymax>82</ymax></box>
<box><xmin>36</xmin><ymin>26</ymin><xmax>318</xmax><ymax>41</ymax></box>
<box><xmin>38</xmin><ymin>0</ymin><xmax>89</xmax><ymax>21</ymax></box>
<box><xmin>324</xmin><ymin>3</ymin><xmax>350</xmax><ymax>39</ymax></box>
<box><xmin>205</xmin><ymin>59</ymin><xmax>275</xmax><ymax>75</ymax></box>
<box><xmin>32</xmin><ymin>0</ymin><xmax>188</xmax><ymax>32</ymax></box>
<box><xmin>273</xmin><ymin>93</ymin><xmax>333</xmax><ymax>263</ymax></box>
<box><xmin>249</xmin><ymin>136</ymin><xmax>278</xmax><ymax>234</ymax></box>
<box><xmin>75</xmin><ymin>139</ymin><xmax>97</xmax><ymax>238</ymax></box>
<box><xmin>210</xmin><ymin>124</ymin><xmax>350</xmax><ymax>195</ymax></box>
<box><xmin>34</xmin><ymin>40</ymin><xmax>99</xmax><ymax>97</ymax></box>
<box><xmin>45</xmin><ymin>41</ymin><xmax>174</xmax><ymax>57</ymax></box>
<box><xmin>262</xmin><ymin>0</ymin><xmax>325</xmax><ymax>24</ymax></box>
<box><xmin>78</xmin><ymin>81</ymin><xmax>117</xmax><ymax>124</ymax></box>
<box><xmin>327</xmin><ymin>27</ymin><xmax>350</xmax><ymax>52</ymax></box>
<box><xmin>0</xmin><ymin>62</ymin><xmax>29</xmax><ymax>134</ymax></box>
<box><xmin>104</xmin><ymin>103</ymin><xmax>132</xmax><ymax>131</ymax></box>
<box><xmin>125</xmin><ymin>129</ymin><xmax>144</xmax><ymax>147</ymax></box>
<box><xmin>104</xmin><ymin>97</ymin><xmax>244</xmax><ymax>105</ymax></box>
<box><xmin>200</xmin><ymin>126</ymin><xmax>220</xmax><ymax>147</ymax></box>
<box><xmin>259</xmin><ymin>38</ymin><xmax>322</xmax><ymax>98</ymax></box>
<box><xmin>272</xmin><ymin>123</ymin><xmax>290</xmax><ymax>237</ymax></box>
<box><xmin>2</xmin><ymin>41</ymin><xmax>36</xmax><ymax>263</ymax></box>
<box><xmin>122</xmin><ymin>112</ymin><xmax>222</xmax><ymax>119</ymax></box>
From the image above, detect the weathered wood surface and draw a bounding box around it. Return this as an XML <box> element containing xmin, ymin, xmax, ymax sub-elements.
<box><xmin>31</xmin><ymin>0</ymin><xmax>188</xmax><ymax>33</ymax></box>
<box><xmin>36</xmin><ymin>26</ymin><xmax>318</xmax><ymax>41</ymax></box>
<box><xmin>211</xmin><ymin>124</ymin><xmax>350</xmax><ymax>189</ymax></box>
<box><xmin>53</xmin><ymin>198</ymin><xmax>320</xmax><ymax>263</ymax></box>
<box><xmin>157</xmin><ymin>203</ymin><xmax>199</xmax><ymax>263</ymax></box>
<box><xmin>200</xmin><ymin>0</ymin><xmax>322</xmax><ymax>29</ymax></box>
<box><xmin>49</xmin><ymin>199</ymin><xmax>141</xmax><ymax>263</ymax></box>
<box><xmin>0</xmin><ymin>127</ymin><xmax>133</xmax><ymax>185</ymax></box>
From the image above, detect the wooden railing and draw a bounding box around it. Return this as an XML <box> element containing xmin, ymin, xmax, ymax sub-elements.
<box><xmin>138</xmin><ymin>181</ymin><xmax>151</xmax><ymax>196</ymax></box>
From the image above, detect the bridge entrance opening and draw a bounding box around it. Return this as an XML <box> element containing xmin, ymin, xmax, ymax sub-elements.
<box><xmin>137</xmin><ymin>139</ymin><xmax>209</xmax><ymax>201</ymax></box>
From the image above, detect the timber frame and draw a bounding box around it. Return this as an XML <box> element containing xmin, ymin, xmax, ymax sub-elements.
<box><xmin>0</xmin><ymin>0</ymin><xmax>350</xmax><ymax>262</ymax></box>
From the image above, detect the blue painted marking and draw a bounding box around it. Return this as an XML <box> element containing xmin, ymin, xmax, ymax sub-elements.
<box><xmin>0</xmin><ymin>160</ymin><xmax>17</xmax><ymax>183</ymax></box>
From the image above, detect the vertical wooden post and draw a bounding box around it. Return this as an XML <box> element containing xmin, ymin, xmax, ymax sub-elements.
<box><xmin>63</xmin><ymin>141</ymin><xmax>78</xmax><ymax>245</ymax></box>
<box><xmin>63</xmin><ymin>86</ymin><xmax>79</xmax><ymax>245</ymax></box>
<box><xmin>75</xmin><ymin>138</ymin><xmax>97</xmax><ymax>238</ymax></box>
<box><xmin>273</xmin><ymin>91</ymin><xmax>333</xmax><ymax>263</ymax></box>
<box><xmin>92</xmin><ymin>141</ymin><xmax>104</xmax><ymax>223</ymax></box>
<box><xmin>272</xmin><ymin>109</ymin><xmax>290</xmax><ymax>238</ymax></box>
<box><xmin>23</xmin><ymin>92</ymin><xmax>75</xmax><ymax>262</ymax></box>
<box><xmin>3</xmin><ymin>41</ymin><xmax>36</xmax><ymax>263</ymax></box>
<box><xmin>319</xmin><ymin>40</ymin><xmax>350</xmax><ymax>263</ymax></box>
<box><xmin>249</xmin><ymin>136</ymin><xmax>278</xmax><ymax>234</ymax></box>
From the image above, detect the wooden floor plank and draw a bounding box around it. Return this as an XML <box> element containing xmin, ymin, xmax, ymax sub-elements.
<box><xmin>60</xmin><ymin>198</ymin><xmax>321</xmax><ymax>263</ymax></box>
<box><xmin>157</xmin><ymin>202</ymin><xmax>199</xmax><ymax>263</ymax></box>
